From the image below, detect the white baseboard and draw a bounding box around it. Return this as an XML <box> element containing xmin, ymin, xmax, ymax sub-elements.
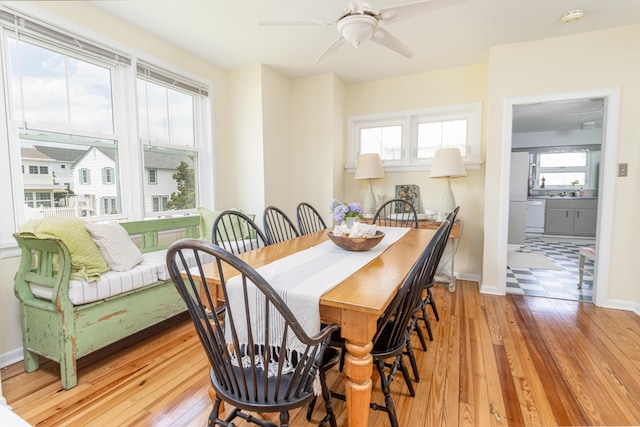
<box><xmin>456</xmin><ymin>272</ymin><xmax>481</xmax><ymax>283</ymax></box>
<box><xmin>0</xmin><ymin>348</ymin><xmax>23</xmax><ymax>370</ymax></box>
<box><xmin>600</xmin><ymin>299</ymin><xmax>640</xmax><ymax>315</ymax></box>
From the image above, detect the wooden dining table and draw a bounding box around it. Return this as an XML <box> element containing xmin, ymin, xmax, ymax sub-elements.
<box><xmin>193</xmin><ymin>227</ymin><xmax>437</xmax><ymax>427</ymax></box>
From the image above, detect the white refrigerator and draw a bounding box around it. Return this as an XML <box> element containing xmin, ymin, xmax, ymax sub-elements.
<box><xmin>508</xmin><ymin>152</ymin><xmax>529</xmax><ymax>245</ymax></box>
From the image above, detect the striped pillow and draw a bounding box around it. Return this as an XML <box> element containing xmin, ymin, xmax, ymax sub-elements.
<box><xmin>86</xmin><ymin>222</ymin><xmax>144</xmax><ymax>272</ymax></box>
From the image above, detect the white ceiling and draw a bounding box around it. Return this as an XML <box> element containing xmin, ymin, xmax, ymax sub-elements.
<box><xmin>88</xmin><ymin>0</ymin><xmax>640</xmax><ymax>131</ymax></box>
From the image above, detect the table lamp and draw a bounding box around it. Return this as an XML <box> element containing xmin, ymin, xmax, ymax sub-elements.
<box><xmin>355</xmin><ymin>153</ymin><xmax>386</xmax><ymax>218</ymax></box>
<box><xmin>429</xmin><ymin>148</ymin><xmax>466</xmax><ymax>216</ymax></box>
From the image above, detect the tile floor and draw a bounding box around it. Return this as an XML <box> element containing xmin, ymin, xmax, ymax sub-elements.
<box><xmin>506</xmin><ymin>234</ymin><xmax>595</xmax><ymax>302</ymax></box>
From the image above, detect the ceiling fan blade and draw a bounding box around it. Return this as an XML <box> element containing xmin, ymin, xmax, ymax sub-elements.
<box><xmin>371</xmin><ymin>27</ymin><xmax>413</xmax><ymax>58</ymax></box>
<box><xmin>315</xmin><ymin>37</ymin><xmax>346</xmax><ymax>64</ymax></box>
<box><xmin>258</xmin><ymin>18</ymin><xmax>334</xmax><ymax>26</ymax></box>
<box><xmin>379</xmin><ymin>0</ymin><xmax>467</xmax><ymax>24</ymax></box>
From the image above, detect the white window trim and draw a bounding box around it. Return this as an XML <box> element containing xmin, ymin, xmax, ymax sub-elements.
<box><xmin>347</xmin><ymin>102</ymin><xmax>483</xmax><ymax>173</ymax></box>
<box><xmin>0</xmin><ymin>3</ymin><xmax>215</xmax><ymax>254</ymax></box>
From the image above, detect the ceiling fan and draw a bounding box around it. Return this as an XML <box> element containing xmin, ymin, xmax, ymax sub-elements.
<box><xmin>258</xmin><ymin>0</ymin><xmax>464</xmax><ymax>63</ymax></box>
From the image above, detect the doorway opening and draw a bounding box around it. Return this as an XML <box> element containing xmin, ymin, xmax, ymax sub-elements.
<box><xmin>506</xmin><ymin>96</ymin><xmax>607</xmax><ymax>303</ymax></box>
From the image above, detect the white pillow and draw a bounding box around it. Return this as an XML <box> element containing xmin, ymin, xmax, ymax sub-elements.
<box><xmin>85</xmin><ymin>222</ymin><xmax>144</xmax><ymax>272</ymax></box>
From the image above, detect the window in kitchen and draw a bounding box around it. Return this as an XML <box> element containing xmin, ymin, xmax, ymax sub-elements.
<box><xmin>536</xmin><ymin>149</ymin><xmax>599</xmax><ymax>188</ymax></box>
<box><xmin>347</xmin><ymin>102</ymin><xmax>482</xmax><ymax>171</ymax></box>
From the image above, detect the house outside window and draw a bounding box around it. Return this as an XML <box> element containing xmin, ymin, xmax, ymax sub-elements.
<box><xmin>102</xmin><ymin>167</ymin><xmax>115</xmax><ymax>184</ymax></box>
<box><xmin>39</xmin><ymin>166</ymin><xmax>48</xmax><ymax>174</ymax></box>
<box><xmin>28</xmin><ymin>165</ymin><xmax>38</xmax><ymax>174</ymax></box>
<box><xmin>79</xmin><ymin>168</ymin><xmax>91</xmax><ymax>185</ymax></box>
<box><xmin>101</xmin><ymin>197</ymin><xmax>118</xmax><ymax>215</ymax></box>
<box><xmin>347</xmin><ymin>102</ymin><xmax>482</xmax><ymax>171</ymax></box>
<box><xmin>36</xmin><ymin>192</ymin><xmax>52</xmax><ymax>207</ymax></box>
<box><xmin>24</xmin><ymin>192</ymin><xmax>33</xmax><ymax>207</ymax></box>
<box><xmin>148</xmin><ymin>169</ymin><xmax>157</xmax><ymax>184</ymax></box>
<box><xmin>152</xmin><ymin>195</ymin><xmax>169</xmax><ymax>212</ymax></box>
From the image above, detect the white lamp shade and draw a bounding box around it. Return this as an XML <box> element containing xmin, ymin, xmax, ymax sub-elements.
<box><xmin>430</xmin><ymin>148</ymin><xmax>467</xmax><ymax>178</ymax></box>
<box><xmin>355</xmin><ymin>153</ymin><xmax>386</xmax><ymax>180</ymax></box>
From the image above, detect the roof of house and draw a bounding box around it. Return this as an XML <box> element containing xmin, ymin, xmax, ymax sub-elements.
<box><xmin>34</xmin><ymin>145</ymin><xmax>85</xmax><ymax>163</ymax></box>
<box><xmin>21</xmin><ymin>147</ymin><xmax>53</xmax><ymax>161</ymax></box>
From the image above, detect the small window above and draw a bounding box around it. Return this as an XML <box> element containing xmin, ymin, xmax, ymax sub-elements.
<box><xmin>347</xmin><ymin>102</ymin><xmax>482</xmax><ymax>172</ymax></box>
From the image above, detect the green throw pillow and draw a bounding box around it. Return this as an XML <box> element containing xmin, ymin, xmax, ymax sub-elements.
<box><xmin>18</xmin><ymin>217</ymin><xmax>109</xmax><ymax>281</ymax></box>
<box><xmin>198</xmin><ymin>207</ymin><xmax>256</xmax><ymax>242</ymax></box>
<box><xmin>197</xmin><ymin>206</ymin><xmax>221</xmax><ymax>241</ymax></box>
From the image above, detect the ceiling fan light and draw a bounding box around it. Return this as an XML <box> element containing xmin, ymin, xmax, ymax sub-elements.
<box><xmin>337</xmin><ymin>15</ymin><xmax>378</xmax><ymax>47</ymax></box>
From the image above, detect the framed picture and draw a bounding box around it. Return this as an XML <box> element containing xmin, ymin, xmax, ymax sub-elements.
<box><xmin>395</xmin><ymin>185</ymin><xmax>420</xmax><ymax>213</ymax></box>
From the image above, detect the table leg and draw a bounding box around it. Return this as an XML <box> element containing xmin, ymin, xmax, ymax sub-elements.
<box><xmin>448</xmin><ymin>237</ymin><xmax>457</xmax><ymax>292</ymax></box>
<box><xmin>343</xmin><ymin>340</ymin><xmax>374</xmax><ymax>427</ymax></box>
<box><xmin>578</xmin><ymin>253</ymin><xmax>585</xmax><ymax>289</ymax></box>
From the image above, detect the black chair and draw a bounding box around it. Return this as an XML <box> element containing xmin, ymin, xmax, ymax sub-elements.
<box><xmin>263</xmin><ymin>206</ymin><xmax>300</xmax><ymax>244</ymax></box>
<box><xmin>331</xmin><ymin>221</ymin><xmax>450</xmax><ymax>427</ymax></box>
<box><xmin>372</xmin><ymin>198</ymin><xmax>419</xmax><ymax>228</ymax></box>
<box><xmin>372</xmin><ymin>198</ymin><xmax>429</xmax><ymax>352</ymax></box>
<box><xmin>166</xmin><ymin>239</ymin><xmax>340</xmax><ymax>427</ymax></box>
<box><xmin>213</xmin><ymin>209</ymin><xmax>269</xmax><ymax>254</ymax></box>
<box><xmin>296</xmin><ymin>202</ymin><xmax>327</xmax><ymax>235</ymax></box>
<box><xmin>415</xmin><ymin>206</ymin><xmax>460</xmax><ymax>343</ymax></box>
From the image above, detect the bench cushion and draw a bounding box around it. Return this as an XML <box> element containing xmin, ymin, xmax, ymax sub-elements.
<box><xmin>30</xmin><ymin>249</ymin><xmax>214</xmax><ymax>305</ymax></box>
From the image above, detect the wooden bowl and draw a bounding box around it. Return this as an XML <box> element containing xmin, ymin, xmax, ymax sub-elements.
<box><xmin>327</xmin><ymin>230</ymin><xmax>385</xmax><ymax>251</ymax></box>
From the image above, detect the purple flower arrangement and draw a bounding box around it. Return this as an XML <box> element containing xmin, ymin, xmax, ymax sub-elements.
<box><xmin>330</xmin><ymin>199</ymin><xmax>363</xmax><ymax>224</ymax></box>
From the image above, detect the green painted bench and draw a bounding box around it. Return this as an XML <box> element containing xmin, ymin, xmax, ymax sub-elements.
<box><xmin>13</xmin><ymin>216</ymin><xmax>200</xmax><ymax>389</ymax></box>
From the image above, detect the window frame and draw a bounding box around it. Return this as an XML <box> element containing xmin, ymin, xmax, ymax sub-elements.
<box><xmin>347</xmin><ymin>102</ymin><xmax>482</xmax><ymax>172</ymax></box>
<box><xmin>0</xmin><ymin>4</ymin><xmax>215</xmax><ymax>248</ymax></box>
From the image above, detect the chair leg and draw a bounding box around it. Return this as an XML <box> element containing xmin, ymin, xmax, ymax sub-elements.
<box><xmin>306</xmin><ymin>396</ymin><xmax>317</xmax><ymax>421</ymax></box>
<box><xmin>427</xmin><ymin>288</ymin><xmax>439</xmax><ymax>321</ymax></box>
<box><xmin>405</xmin><ymin>338</ymin><xmax>420</xmax><ymax>382</ymax></box>
<box><xmin>377</xmin><ymin>359</ymin><xmax>401</xmax><ymax>427</ymax></box>
<box><xmin>279</xmin><ymin>410</ymin><xmax>290</xmax><ymax>427</ymax></box>
<box><xmin>414</xmin><ymin>316</ymin><xmax>428</xmax><ymax>351</ymax></box>
<box><xmin>419</xmin><ymin>300</ymin><xmax>434</xmax><ymax>342</ymax></box>
<box><xmin>319</xmin><ymin>369</ymin><xmax>337</xmax><ymax>427</ymax></box>
<box><xmin>398</xmin><ymin>356</ymin><xmax>416</xmax><ymax>398</ymax></box>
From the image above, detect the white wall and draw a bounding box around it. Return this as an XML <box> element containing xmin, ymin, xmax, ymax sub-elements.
<box><xmin>261</xmin><ymin>65</ymin><xmax>294</xmax><ymax>218</ymax></box>
<box><xmin>483</xmin><ymin>25</ymin><xmax>640</xmax><ymax>308</ymax></box>
<box><xmin>226</xmin><ymin>65</ymin><xmax>265</xmax><ymax>215</ymax></box>
<box><xmin>290</xmin><ymin>74</ymin><xmax>345</xmax><ymax>225</ymax></box>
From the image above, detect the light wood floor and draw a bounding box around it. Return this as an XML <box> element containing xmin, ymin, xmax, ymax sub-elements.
<box><xmin>4</xmin><ymin>280</ymin><xmax>640</xmax><ymax>426</ymax></box>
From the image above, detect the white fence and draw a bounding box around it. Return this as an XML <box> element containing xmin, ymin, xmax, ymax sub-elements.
<box><xmin>24</xmin><ymin>206</ymin><xmax>86</xmax><ymax>222</ymax></box>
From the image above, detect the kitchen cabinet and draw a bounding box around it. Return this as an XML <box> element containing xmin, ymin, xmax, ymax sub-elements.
<box><xmin>544</xmin><ymin>198</ymin><xmax>597</xmax><ymax>236</ymax></box>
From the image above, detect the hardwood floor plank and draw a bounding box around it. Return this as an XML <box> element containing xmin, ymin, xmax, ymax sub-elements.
<box><xmin>5</xmin><ymin>282</ymin><xmax>640</xmax><ymax>426</ymax></box>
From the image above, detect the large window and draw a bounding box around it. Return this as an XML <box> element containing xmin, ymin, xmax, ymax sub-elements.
<box><xmin>137</xmin><ymin>62</ymin><xmax>205</xmax><ymax>216</ymax></box>
<box><xmin>348</xmin><ymin>103</ymin><xmax>482</xmax><ymax>171</ymax></box>
<box><xmin>0</xmin><ymin>5</ymin><xmax>212</xmax><ymax>232</ymax></box>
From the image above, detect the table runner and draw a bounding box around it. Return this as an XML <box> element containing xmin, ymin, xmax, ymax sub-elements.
<box><xmin>225</xmin><ymin>226</ymin><xmax>410</xmax><ymax>356</ymax></box>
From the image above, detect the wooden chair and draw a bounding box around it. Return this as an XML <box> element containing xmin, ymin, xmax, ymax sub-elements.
<box><xmin>331</xmin><ymin>221</ymin><xmax>450</xmax><ymax>427</ymax></box>
<box><xmin>166</xmin><ymin>239</ymin><xmax>340</xmax><ymax>427</ymax></box>
<box><xmin>372</xmin><ymin>198</ymin><xmax>419</xmax><ymax>228</ymax></box>
<box><xmin>296</xmin><ymin>202</ymin><xmax>327</xmax><ymax>235</ymax></box>
<box><xmin>213</xmin><ymin>209</ymin><xmax>269</xmax><ymax>254</ymax></box>
<box><xmin>263</xmin><ymin>206</ymin><xmax>300</xmax><ymax>244</ymax></box>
